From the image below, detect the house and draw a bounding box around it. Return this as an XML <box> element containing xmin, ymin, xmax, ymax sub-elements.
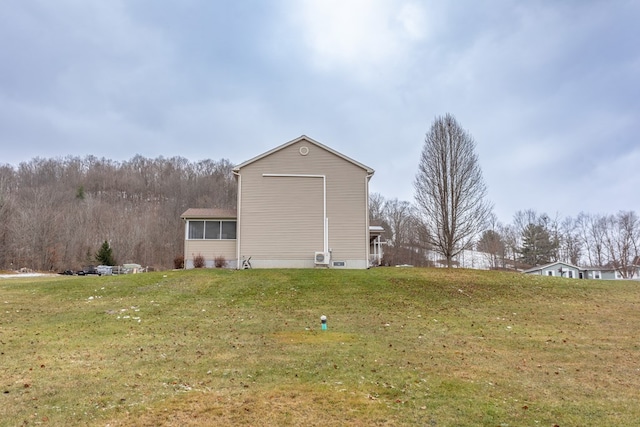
<box><xmin>523</xmin><ymin>261</ymin><xmax>582</xmax><ymax>279</ymax></box>
<box><xmin>523</xmin><ymin>261</ymin><xmax>627</xmax><ymax>280</ymax></box>
<box><xmin>580</xmin><ymin>266</ymin><xmax>621</xmax><ymax>280</ymax></box>
<box><xmin>181</xmin><ymin>135</ymin><xmax>378</xmax><ymax>269</ymax></box>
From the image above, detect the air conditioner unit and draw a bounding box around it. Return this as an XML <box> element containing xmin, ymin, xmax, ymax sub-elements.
<box><xmin>314</xmin><ymin>251</ymin><xmax>330</xmax><ymax>265</ymax></box>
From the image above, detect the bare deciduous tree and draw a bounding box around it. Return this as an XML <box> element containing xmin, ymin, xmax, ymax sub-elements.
<box><xmin>477</xmin><ymin>214</ymin><xmax>506</xmax><ymax>269</ymax></box>
<box><xmin>414</xmin><ymin>113</ymin><xmax>492</xmax><ymax>267</ymax></box>
<box><xmin>368</xmin><ymin>193</ymin><xmax>431</xmax><ymax>266</ymax></box>
<box><xmin>368</xmin><ymin>192</ymin><xmax>386</xmax><ymax>223</ymax></box>
<box><xmin>558</xmin><ymin>216</ymin><xmax>582</xmax><ymax>266</ymax></box>
<box><xmin>603</xmin><ymin>211</ymin><xmax>640</xmax><ymax>278</ymax></box>
<box><xmin>383</xmin><ymin>198</ymin><xmax>415</xmax><ymax>266</ymax></box>
<box><xmin>576</xmin><ymin>212</ymin><xmax>607</xmax><ymax>267</ymax></box>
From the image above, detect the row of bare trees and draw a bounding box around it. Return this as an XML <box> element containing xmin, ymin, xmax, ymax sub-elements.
<box><xmin>0</xmin><ymin>156</ymin><xmax>236</xmax><ymax>271</ymax></box>
<box><xmin>369</xmin><ymin>194</ymin><xmax>433</xmax><ymax>266</ymax></box>
<box><xmin>373</xmin><ymin>114</ymin><xmax>639</xmax><ymax>275</ymax></box>
<box><xmin>477</xmin><ymin>210</ymin><xmax>640</xmax><ymax>277</ymax></box>
<box><xmin>372</xmin><ymin>193</ymin><xmax>640</xmax><ymax>275</ymax></box>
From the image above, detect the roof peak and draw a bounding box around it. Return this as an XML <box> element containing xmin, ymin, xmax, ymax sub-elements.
<box><xmin>233</xmin><ymin>135</ymin><xmax>374</xmax><ymax>174</ymax></box>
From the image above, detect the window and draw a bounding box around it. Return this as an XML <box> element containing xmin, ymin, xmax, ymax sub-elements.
<box><xmin>205</xmin><ymin>222</ymin><xmax>220</xmax><ymax>239</ymax></box>
<box><xmin>221</xmin><ymin>221</ymin><xmax>236</xmax><ymax>239</ymax></box>
<box><xmin>189</xmin><ymin>221</ymin><xmax>205</xmax><ymax>239</ymax></box>
<box><xmin>547</xmin><ymin>271</ymin><xmax>554</xmax><ymax>276</ymax></box>
<box><xmin>593</xmin><ymin>271</ymin><xmax>601</xmax><ymax>279</ymax></box>
<box><xmin>567</xmin><ymin>271</ymin><xmax>574</xmax><ymax>279</ymax></box>
<box><xmin>188</xmin><ymin>220</ymin><xmax>236</xmax><ymax>240</ymax></box>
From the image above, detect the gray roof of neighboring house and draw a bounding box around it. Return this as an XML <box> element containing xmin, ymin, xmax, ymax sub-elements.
<box><xmin>581</xmin><ymin>265</ymin><xmax>617</xmax><ymax>271</ymax></box>
<box><xmin>232</xmin><ymin>135</ymin><xmax>375</xmax><ymax>174</ymax></box>
<box><xmin>180</xmin><ymin>208</ymin><xmax>237</xmax><ymax>219</ymax></box>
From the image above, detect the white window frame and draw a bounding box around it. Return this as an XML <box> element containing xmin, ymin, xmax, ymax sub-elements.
<box><xmin>187</xmin><ymin>220</ymin><xmax>236</xmax><ymax>240</ymax></box>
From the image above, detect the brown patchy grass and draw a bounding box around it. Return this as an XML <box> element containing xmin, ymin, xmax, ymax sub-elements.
<box><xmin>1</xmin><ymin>268</ymin><xmax>639</xmax><ymax>426</ymax></box>
<box><xmin>109</xmin><ymin>385</ymin><xmax>395</xmax><ymax>427</ymax></box>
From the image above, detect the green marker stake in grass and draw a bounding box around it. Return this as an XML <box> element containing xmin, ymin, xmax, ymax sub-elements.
<box><xmin>320</xmin><ymin>314</ymin><xmax>327</xmax><ymax>330</ymax></box>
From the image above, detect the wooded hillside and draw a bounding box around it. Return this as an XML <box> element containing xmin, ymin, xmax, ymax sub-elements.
<box><xmin>0</xmin><ymin>155</ymin><xmax>236</xmax><ymax>271</ymax></box>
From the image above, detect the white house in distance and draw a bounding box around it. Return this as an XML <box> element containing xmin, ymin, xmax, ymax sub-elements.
<box><xmin>181</xmin><ymin>135</ymin><xmax>381</xmax><ymax>269</ymax></box>
<box><xmin>523</xmin><ymin>261</ymin><xmax>632</xmax><ymax>280</ymax></box>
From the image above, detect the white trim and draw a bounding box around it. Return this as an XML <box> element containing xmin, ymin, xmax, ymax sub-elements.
<box><xmin>262</xmin><ymin>173</ymin><xmax>328</xmax><ymax>254</ymax></box>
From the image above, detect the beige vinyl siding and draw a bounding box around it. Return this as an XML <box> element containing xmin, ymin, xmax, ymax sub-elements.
<box><xmin>184</xmin><ymin>240</ymin><xmax>237</xmax><ymax>268</ymax></box>
<box><xmin>239</xmin><ymin>171</ymin><xmax>324</xmax><ymax>260</ymax></box>
<box><xmin>238</xmin><ymin>140</ymin><xmax>368</xmax><ymax>267</ymax></box>
<box><xmin>326</xmin><ymin>161</ymin><xmax>368</xmax><ymax>262</ymax></box>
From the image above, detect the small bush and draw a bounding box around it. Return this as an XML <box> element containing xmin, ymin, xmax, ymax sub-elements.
<box><xmin>214</xmin><ymin>256</ymin><xmax>227</xmax><ymax>268</ymax></box>
<box><xmin>173</xmin><ymin>255</ymin><xmax>185</xmax><ymax>269</ymax></box>
<box><xmin>193</xmin><ymin>254</ymin><xmax>205</xmax><ymax>269</ymax></box>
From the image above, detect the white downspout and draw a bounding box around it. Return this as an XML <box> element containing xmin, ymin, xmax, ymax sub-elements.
<box><xmin>323</xmin><ymin>176</ymin><xmax>328</xmax><ymax>253</ymax></box>
<box><xmin>233</xmin><ymin>170</ymin><xmax>242</xmax><ymax>269</ymax></box>
<box><xmin>365</xmin><ymin>172</ymin><xmax>373</xmax><ymax>266</ymax></box>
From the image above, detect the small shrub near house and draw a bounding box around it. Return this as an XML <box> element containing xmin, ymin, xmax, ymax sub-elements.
<box><xmin>173</xmin><ymin>255</ymin><xmax>184</xmax><ymax>269</ymax></box>
<box><xmin>193</xmin><ymin>254</ymin><xmax>205</xmax><ymax>269</ymax></box>
<box><xmin>214</xmin><ymin>255</ymin><xmax>226</xmax><ymax>268</ymax></box>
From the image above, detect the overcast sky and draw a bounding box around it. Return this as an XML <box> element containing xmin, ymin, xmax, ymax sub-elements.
<box><xmin>1</xmin><ymin>0</ymin><xmax>638</xmax><ymax>222</ymax></box>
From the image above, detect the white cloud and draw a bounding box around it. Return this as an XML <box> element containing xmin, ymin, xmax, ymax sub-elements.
<box><xmin>283</xmin><ymin>0</ymin><xmax>429</xmax><ymax>80</ymax></box>
<box><xmin>396</xmin><ymin>2</ymin><xmax>428</xmax><ymax>40</ymax></box>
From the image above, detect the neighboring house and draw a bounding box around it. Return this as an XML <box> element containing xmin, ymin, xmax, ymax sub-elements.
<box><xmin>181</xmin><ymin>135</ymin><xmax>378</xmax><ymax>269</ymax></box>
<box><xmin>580</xmin><ymin>266</ymin><xmax>621</xmax><ymax>280</ymax></box>
<box><xmin>523</xmin><ymin>261</ymin><xmax>631</xmax><ymax>280</ymax></box>
<box><xmin>523</xmin><ymin>261</ymin><xmax>582</xmax><ymax>278</ymax></box>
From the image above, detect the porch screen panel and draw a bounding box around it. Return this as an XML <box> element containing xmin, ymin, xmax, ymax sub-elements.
<box><xmin>189</xmin><ymin>221</ymin><xmax>205</xmax><ymax>239</ymax></box>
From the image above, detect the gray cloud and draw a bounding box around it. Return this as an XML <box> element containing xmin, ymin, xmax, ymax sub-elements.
<box><xmin>0</xmin><ymin>0</ymin><xmax>638</xmax><ymax>222</ymax></box>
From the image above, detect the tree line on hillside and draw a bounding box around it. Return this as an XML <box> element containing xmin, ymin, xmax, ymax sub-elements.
<box><xmin>0</xmin><ymin>155</ymin><xmax>236</xmax><ymax>271</ymax></box>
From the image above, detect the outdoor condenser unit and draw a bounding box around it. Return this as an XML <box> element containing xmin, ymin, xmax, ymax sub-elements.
<box><xmin>314</xmin><ymin>251</ymin><xmax>330</xmax><ymax>265</ymax></box>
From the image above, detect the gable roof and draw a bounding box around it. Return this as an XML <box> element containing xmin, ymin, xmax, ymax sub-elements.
<box><xmin>180</xmin><ymin>208</ymin><xmax>237</xmax><ymax>219</ymax></box>
<box><xmin>523</xmin><ymin>261</ymin><xmax>581</xmax><ymax>274</ymax></box>
<box><xmin>232</xmin><ymin>135</ymin><xmax>375</xmax><ymax>174</ymax></box>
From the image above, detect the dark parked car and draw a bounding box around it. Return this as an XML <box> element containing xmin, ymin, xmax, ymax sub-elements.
<box><xmin>77</xmin><ymin>266</ymin><xmax>100</xmax><ymax>276</ymax></box>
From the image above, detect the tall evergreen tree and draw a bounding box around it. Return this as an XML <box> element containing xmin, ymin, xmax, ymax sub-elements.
<box><xmin>519</xmin><ymin>223</ymin><xmax>556</xmax><ymax>266</ymax></box>
<box><xmin>95</xmin><ymin>240</ymin><xmax>115</xmax><ymax>266</ymax></box>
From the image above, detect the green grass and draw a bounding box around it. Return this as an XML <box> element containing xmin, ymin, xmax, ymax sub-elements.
<box><xmin>1</xmin><ymin>268</ymin><xmax>639</xmax><ymax>426</ymax></box>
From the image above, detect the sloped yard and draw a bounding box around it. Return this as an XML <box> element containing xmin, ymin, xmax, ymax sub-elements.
<box><xmin>1</xmin><ymin>268</ymin><xmax>639</xmax><ymax>426</ymax></box>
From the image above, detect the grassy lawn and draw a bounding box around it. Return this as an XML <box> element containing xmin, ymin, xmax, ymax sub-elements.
<box><xmin>1</xmin><ymin>268</ymin><xmax>639</xmax><ymax>426</ymax></box>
